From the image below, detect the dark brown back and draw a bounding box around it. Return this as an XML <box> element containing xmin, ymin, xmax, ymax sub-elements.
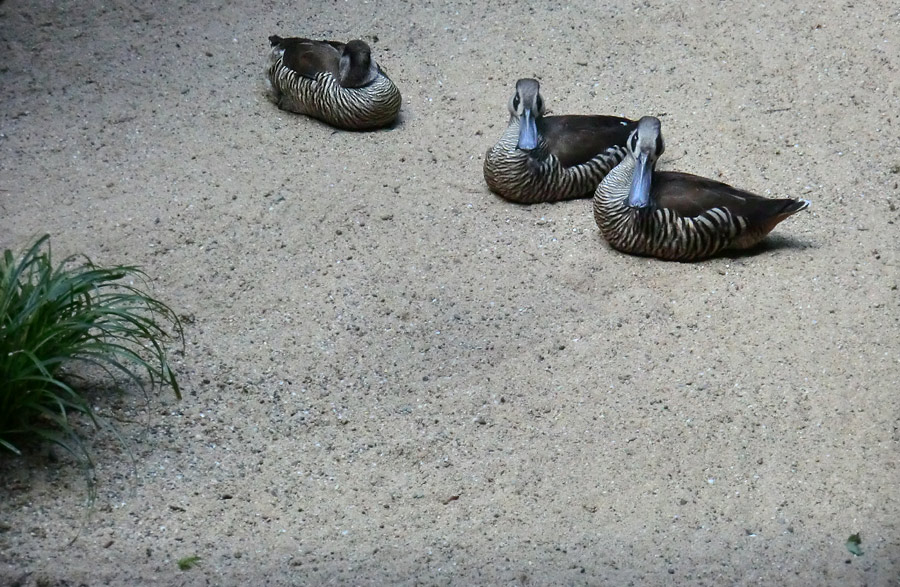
<box><xmin>653</xmin><ymin>171</ymin><xmax>806</xmax><ymax>221</ymax></box>
<box><xmin>270</xmin><ymin>36</ymin><xmax>341</xmax><ymax>80</ymax></box>
<box><xmin>538</xmin><ymin>115</ymin><xmax>636</xmax><ymax>168</ymax></box>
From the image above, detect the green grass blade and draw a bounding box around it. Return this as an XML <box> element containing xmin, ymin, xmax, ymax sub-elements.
<box><xmin>0</xmin><ymin>234</ymin><xmax>183</xmax><ymax>458</ymax></box>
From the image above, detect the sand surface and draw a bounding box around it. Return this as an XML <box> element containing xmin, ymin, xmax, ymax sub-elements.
<box><xmin>1</xmin><ymin>0</ymin><xmax>899</xmax><ymax>584</ymax></box>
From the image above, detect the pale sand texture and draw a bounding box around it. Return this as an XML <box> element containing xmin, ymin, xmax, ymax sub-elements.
<box><xmin>1</xmin><ymin>0</ymin><xmax>899</xmax><ymax>584</ymax></box>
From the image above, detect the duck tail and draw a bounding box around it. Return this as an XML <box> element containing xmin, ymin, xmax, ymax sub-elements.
<box><xmin>769</xmin><ymin>198</ymin><xmax>810</xmax><ymax>225</ymax></box>
<box><xmin>783</xmin><ymin>199</ymin><xmax>810</xmax><ymax>214</ymax></box>
<box><xmin>269</xmin><ymin>35</ymin><xmax>285</xmax><ymax>47</ymax></box>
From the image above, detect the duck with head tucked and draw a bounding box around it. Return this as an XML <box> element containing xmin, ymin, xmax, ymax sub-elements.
<box><xmin>484</xmin><ymin>78</ymin><xmax>637</xmax><ymax>203</ymax></box>
<box><xmin>267</xmin><ymin>36</ymin><xmax>401</xmax><ymax>130</ymax></box>
<box><xmin>593</xmin><ymin>116</ymin><xmax>810</xmax><ymax>261</ymax></box>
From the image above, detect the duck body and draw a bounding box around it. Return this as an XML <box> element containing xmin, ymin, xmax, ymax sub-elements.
<box><xmin>594</xmin><ymin>117</ymin><xmax>810</xmax><ymax>261</ymax></box>
<box><xmin>484</xmin><ymin>79</ymin><xmax>635</xmax><ymax>203</ymax></box>
<box><xmin>266</xmin><ymin>36</ymin><xmax>401</xmax><ymax>130</ymax></box>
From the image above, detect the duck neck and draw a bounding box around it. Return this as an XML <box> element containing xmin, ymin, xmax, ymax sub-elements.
<box><xmin>594</xmin><ymin>154</ymin><xmax>636</xmax><ymax>209</ymax></box>
<box><xmin>499</xmin><ymin>117</ymin><xmax>522</xmax><ymax>151</ymax></box>
<box><xmin>593</xmin><ymin>154</ymin><xmax>640</xmax><ymax>237</ymax></box>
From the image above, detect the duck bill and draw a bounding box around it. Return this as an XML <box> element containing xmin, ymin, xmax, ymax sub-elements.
<box><xmin>517</xmin><ymin>109</ymin><xmax>539</xmax><ymax>151</ymax></box>
<box><xmin>628</xmin><ymin>152</ymin><xmax>653</xmax><ymax>208</ymax></box>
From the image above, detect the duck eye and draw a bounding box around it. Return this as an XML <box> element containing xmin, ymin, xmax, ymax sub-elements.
<box><xmin>513</xmin><ymin>95</ymin><xmax>520</xmax><ymax>110</ymax></box>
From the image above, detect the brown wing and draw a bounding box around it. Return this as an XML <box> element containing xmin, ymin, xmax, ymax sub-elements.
<box><xmin>538</xmin><ymin>115</ymin><xmax>636</xmax><ymax>168</ymax></box>
<box><xmin>270</xmin><ymin>36</ymin><xmax>341</xmax><ymax>80</ymax></box>
<box><xmin>652</xmin><ymin>171</ymin><xmax>808</xmax><ymax>222</ymax></box>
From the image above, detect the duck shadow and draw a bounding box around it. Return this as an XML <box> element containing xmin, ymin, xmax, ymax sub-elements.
<box><xmin>716</xmin><ymin>233</ymin><xmax>815</xmax><ymax>261</ymax></box>
<box><xmin>313</xmin><ymin>112</ymin><xmax>402</xmax><ymax>134</ymax></box>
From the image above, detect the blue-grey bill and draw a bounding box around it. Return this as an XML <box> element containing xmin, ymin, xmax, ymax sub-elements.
<box><xmin>517</xmin><ymin>109</ymin><xmax>538</xmax><ymax>151</ymax></box>
<box><xmin>628</xmin><ymin>152</ymin><xmax>652</xmax><ymax>208</ymax></box>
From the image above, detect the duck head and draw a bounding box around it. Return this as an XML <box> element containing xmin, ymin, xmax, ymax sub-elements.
<box><xmin>339</xmin><ymin>40</ymin><xmax>379</xmax><ymax>88</ymax></box>
<box><xmin>627</xmin><ymin>116</ymin><xmax>665</xmax><ymax>208</ymax></box>
<box><xmin>508</xmin><ymin>78</ymin><xmax>545</xmax><ymax>151</ymax></box>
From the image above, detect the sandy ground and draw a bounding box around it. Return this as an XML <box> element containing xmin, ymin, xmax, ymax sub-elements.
<box><xmin>1</xmin><ymin>0</ymin><xmax>899</xmax><ymax>584</ymax></box>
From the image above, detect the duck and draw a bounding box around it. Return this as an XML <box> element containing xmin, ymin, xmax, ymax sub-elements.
<box><xmin>266</xmin><ymin>36</ymin><xmax>401</xmax><ymax>130</ymax></box>
<box><xmin>483</xmin><ymin>78</ymin><xmax>637</xmax><ymax>203</ymax></box>
<box><xmin>593</xmin><ymin>116</ymin><xmax>810</xmax><ymax>261</ymax></box>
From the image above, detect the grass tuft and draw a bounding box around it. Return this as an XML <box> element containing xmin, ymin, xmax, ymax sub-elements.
<box><xmin>177</xmin><ymin>555</ymin><xmax>202</xmax><ymax>570</ymax></box>
<box><xmin>0</xmin><ymin>234</ymin><xmax>183</xmax><ymax>456</ymax></box>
